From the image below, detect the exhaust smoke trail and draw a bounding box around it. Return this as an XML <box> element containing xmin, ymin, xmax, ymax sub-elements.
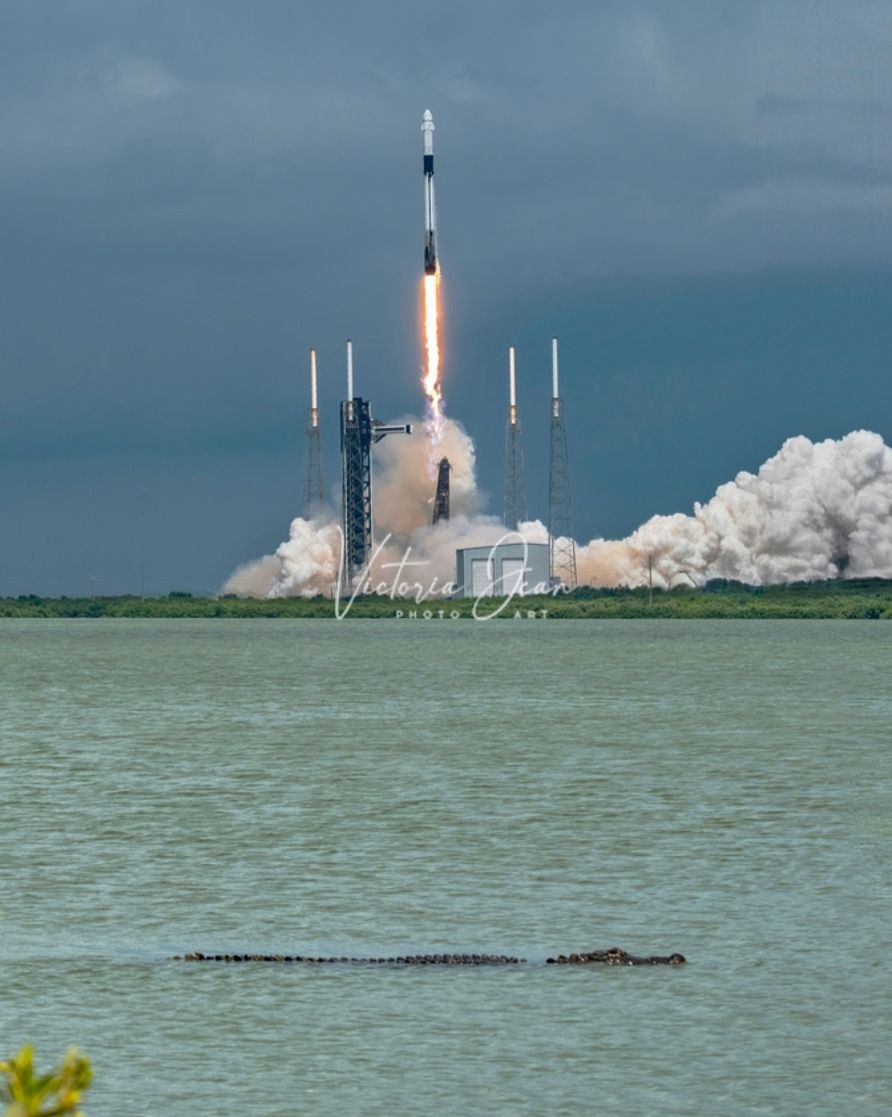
<box><xmin>574</xmin><ymin>429</ymin><xmax>892</xmax><ymax>588</ymax></box>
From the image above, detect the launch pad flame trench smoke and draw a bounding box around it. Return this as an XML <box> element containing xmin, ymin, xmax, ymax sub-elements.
<box><xmin>224</xmin><ymin>426</ymin><xmax>892</xmax><ymax>600</ymax></box>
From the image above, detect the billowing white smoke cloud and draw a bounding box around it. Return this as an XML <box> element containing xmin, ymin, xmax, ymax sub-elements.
<box><xmin>223</xmin><ymin>427</ymin><xmax>892</xmax><ymax>597</ymax></box>
<box><xmin>372</xmin><ymin>415</ymin><xmax>482</xmax><ymax>534</ymax></box>
<box><xmin>223</xmin><ymin>417</ymin><xmax>535</xmax><ymax>598</ymax></box>
<box><xmin>577</xmin><ymin>429</ymin><xmax>892</xmax><ymax>587</ymax></box>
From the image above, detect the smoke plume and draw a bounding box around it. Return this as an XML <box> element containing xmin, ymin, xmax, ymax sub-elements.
<box><xmin>223</xmin><ymin>417</ymin><xmax>523</xmax><ymax>598</ymax></box>
<box><xmin>222</xmin><ymin>427</ymin><xmax>892</xmax><ymax>597</ymax></box>
<box><xmin>578</xmin><ymin>429</ymin><xmax>892</xmax><ymax>587</ymax></box>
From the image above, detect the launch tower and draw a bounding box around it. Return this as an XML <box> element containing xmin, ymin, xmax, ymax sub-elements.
<box><xmin>547</xmin><ymin>337</ymin><xmax>577</xmax><ymax>588</ymax></box>
<box><xmin>340</xmin><ymin>341</ymin><xmax>411</xmax><ymax>586</ymax></box>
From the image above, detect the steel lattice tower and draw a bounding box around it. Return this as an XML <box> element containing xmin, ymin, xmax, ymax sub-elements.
<box><xmin>302</xmin><ymin>348</ymin><xmax>324</xmax><ymax>517</ymax></box>
<box><xmin>339</xmin><ymin>341</ymin><xmax>411</xmax><ymax>587</ymax></box>
<box><xmin>548</xmin><ymin>337</ymin><xmax>577</xmax><ymax>588</ymax></box>
<box><xmin>432</xmin><ymin>457</ymin><xmax>451</xmax><ymax>524</ymax></box>
<box><xmin>340</xmin><ymin>398</ymin><xmax>373</xmax><ymax>586</ymax></box>
<box><xmin>503</xmin><ymin>346</ymin><xmax>528</xmax><ymax>530</ymax></box>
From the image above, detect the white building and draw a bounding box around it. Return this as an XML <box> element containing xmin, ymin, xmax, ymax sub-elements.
<box><xmin>454</xmin><ymin>542</ymin><xmax>550</xmax><ymax>598</ymax></box>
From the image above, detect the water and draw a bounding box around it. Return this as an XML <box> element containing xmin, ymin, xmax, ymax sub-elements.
<box><xmin>1</xmin><ymin>619</ymin><xmax>889</xmax><ymax>1115</ymax></box>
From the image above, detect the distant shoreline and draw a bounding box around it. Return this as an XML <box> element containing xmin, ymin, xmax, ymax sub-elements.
<box><xmin>3</xmin><ymin>579</ymin><xmax>891</xmax><ymax>618</ymax></box>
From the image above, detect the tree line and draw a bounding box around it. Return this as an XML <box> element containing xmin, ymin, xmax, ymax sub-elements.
<box><xmin>2</xmin><ymin>579</ymin><xmax>892</xmax><ymax>619</ymax></box>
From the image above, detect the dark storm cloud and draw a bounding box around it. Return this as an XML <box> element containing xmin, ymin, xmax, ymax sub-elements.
<box><xmin>4</xmin><ymin>1</ymin><xmax>891</xmax><ymax>270</ymax></box>
<box><xmin>1</xmin><ymin>0</ymin><xmax>891</xmax><ymax>591</ymax></box>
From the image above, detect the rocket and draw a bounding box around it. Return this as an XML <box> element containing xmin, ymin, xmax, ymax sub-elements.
<box><xmin>422</xmin><ymin>109</ymin><xmax>438</xmax><ymax>275</ymax></box>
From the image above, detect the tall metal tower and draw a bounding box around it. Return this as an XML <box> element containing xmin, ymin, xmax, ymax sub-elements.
<box><xmin>302</xmin><ymin>348</ymin><xmax>324</xmax><ymax>517</ymax></box>
<box><xmin>548</xmin><ymin>337</ymin><xmax>577</xmax><ymax>588</ymax></box>
<box><xmin>340</xmin><ymin>340</ymin><xmax>411</xmax><ymax>587</ymax></box>
<box><xmin>432</xmin><ymin>457</ymin><xmax>451</xmax><ymax>524</ymax></box>
<box><xmin>340</xmin><ymin>340</ymin><xmax>371</xmax><ymax>585</ymax></box>
<box><xmin>503</xmin><ymin>346</ymin><xmax>528</xmax><ymax>530</ymax></box>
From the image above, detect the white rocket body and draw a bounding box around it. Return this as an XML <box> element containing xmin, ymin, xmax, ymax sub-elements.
<box><xmin>422</xmin><ymin>110</ymin><xmax>438</xmax><ymax>275</ymax></box>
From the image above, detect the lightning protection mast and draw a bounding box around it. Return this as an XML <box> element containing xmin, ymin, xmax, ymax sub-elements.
<box><xmin>547</xmin><ymin>337</ymin><xmax>577</xmax><ymax>588</ymax></box>
<box><xmin>503</xmin><ymin>346</ymin><xmax>528</xmax><ymax>531</ymax></box>
<box><xmin>303</xmin><ymin>348</ymin><xmax>324</xmax><ymax>517</ymax></box>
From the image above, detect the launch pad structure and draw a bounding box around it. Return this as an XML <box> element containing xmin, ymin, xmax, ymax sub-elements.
<box><xmin>339</xmin><ymin>342</ymin><xmax>411</xmax><ymax>587</ymax></box>
<box><xmin>432</xmin><ymin>457</ymin><xmax>451</xmax><ymax>525</ymax></box>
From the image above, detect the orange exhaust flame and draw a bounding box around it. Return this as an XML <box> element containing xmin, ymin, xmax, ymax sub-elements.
<box><xmin>422</xmin><ymin>270</ymin><xmax>444</xmax><ymax>447</ymax></box>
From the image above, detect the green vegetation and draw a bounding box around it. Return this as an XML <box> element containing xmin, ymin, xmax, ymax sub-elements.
<box><xmin>2</xmin><ymin>579</ymin><xmax>892</xmax><ymax>618</ymax></box>
<box><xmin>1</xmin><ymin>1046</ymin><xmax>92</xmax><ymax>1117</ymax></box>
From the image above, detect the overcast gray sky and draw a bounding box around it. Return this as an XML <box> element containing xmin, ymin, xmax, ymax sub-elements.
<box><xmin>2</xmin><ymin>0</ymin><xmax>891</xmax><ymax>594</ymax></box>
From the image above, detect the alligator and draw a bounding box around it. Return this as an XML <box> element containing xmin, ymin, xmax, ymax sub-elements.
<box><xmin>176</xmin><ymin>947</ymin><xmax>685</xmax><ymax>966</ymax></box>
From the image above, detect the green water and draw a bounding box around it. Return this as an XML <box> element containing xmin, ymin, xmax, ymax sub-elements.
<box><xmin>1</xmin><ymin>620</ymin><xmax>889</xmax><ymax>1115</ymax></box>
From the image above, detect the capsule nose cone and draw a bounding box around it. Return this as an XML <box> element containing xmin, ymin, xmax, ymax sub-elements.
<box><xmin>423</xmin><ymin>109</ymin><xmax>433</xmax><ymax>122</ymax></box>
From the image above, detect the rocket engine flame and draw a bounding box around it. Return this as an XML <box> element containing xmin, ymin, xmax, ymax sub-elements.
<box><xmin>422</xmin><ymin>270</ymin><xmax>444</xmax><ymax>449</ymax></box>
<box><xmin>420</xmin><ymin>111</ymin><xmax>444</xmax><ymax>459</ymax></box>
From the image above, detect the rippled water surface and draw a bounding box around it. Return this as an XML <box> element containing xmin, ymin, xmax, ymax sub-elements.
<box><xmin>1</xmin><ymin>619</ymin><xmax>890</xmax><ymax>1115</ymax></box>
